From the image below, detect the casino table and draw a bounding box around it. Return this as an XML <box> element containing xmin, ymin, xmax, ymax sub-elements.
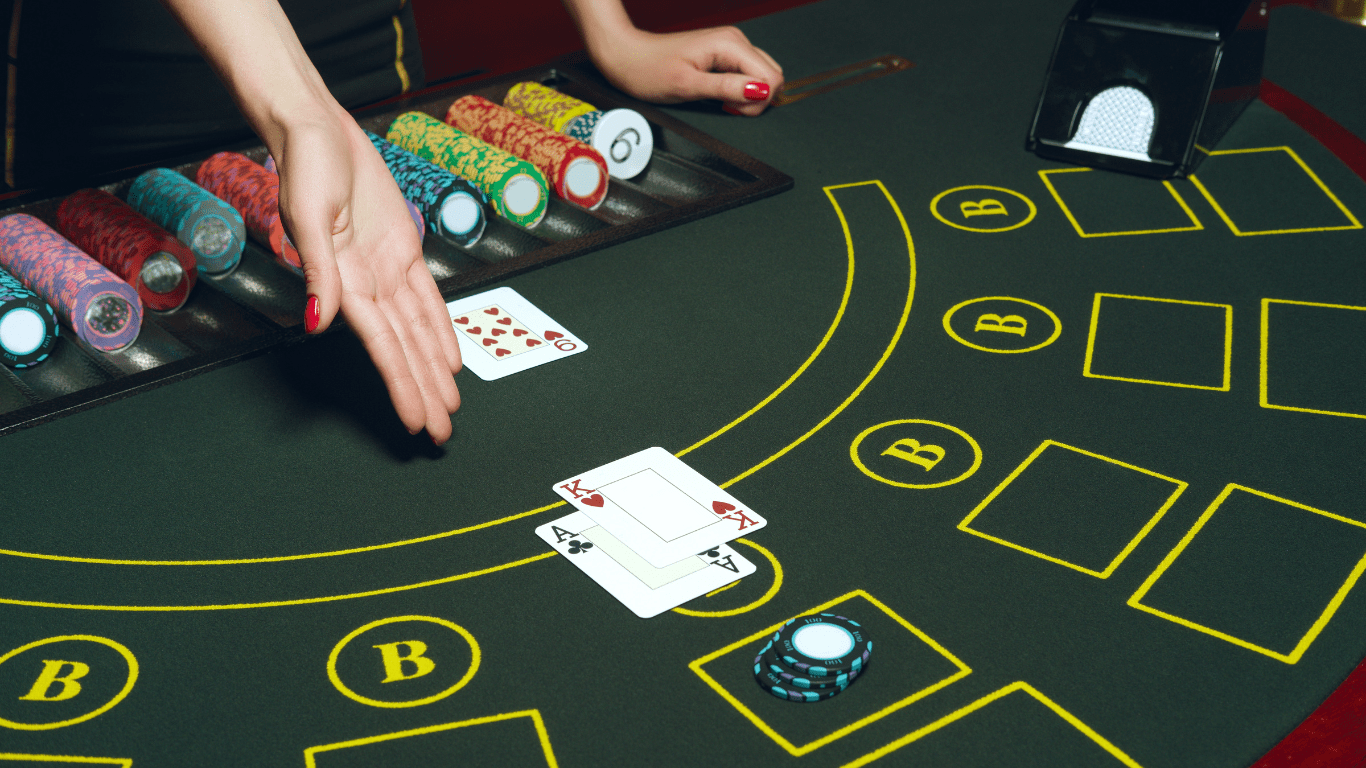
<box><xmin>2</xmin><ymin>0</ymin><xmax>1366</xmax><ymax>765</ymax></box>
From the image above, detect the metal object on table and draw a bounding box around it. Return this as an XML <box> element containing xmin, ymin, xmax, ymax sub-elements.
<box><xmin>771</xmin><ymin>55</ymin><xmax>914</xmax><ymax>107</ymax></box>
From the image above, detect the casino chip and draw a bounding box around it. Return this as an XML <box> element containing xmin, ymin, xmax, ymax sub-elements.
<box><xmin>754</xmin><ymin>640</ymin><xmax>858</xmax><ymax>690</ymax></box>
<box><xmin>752</xmin><ymin>615</ymin><xmax>870</xmax><ymax>703</ymax></box>
<box><xmin>772</xmin><ymin>613</ymin><xmax>872</xmax><ymax>678</ymax></box>
<box><xmin>756</xmin><ymin>661</ymin><xmax>853</xmax><ymax>702</ymax></box>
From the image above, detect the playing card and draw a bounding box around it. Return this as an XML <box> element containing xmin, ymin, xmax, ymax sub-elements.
<box><xmin>552</xmin><ymin>447</ymin><xmax>767</xmax><ymax>568</ymax></box>
<box><xmin>536</xmin><ymin>510</ymin><xmax>756</xmax><ymax>618</ymax></box>
<box><xmin>445</xmin><ymin>287</ymin><xmax>586</xmax><ymax>380</ymax></box>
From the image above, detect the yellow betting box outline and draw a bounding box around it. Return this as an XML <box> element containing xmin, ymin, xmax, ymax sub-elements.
<box><xmin>1037</xmin><ymin>167</ymin><xmax>1203</xmax><ymax>237</ymax></box>
<box><xmin>688</xmin><ymin>590</ymin><xmax>971</xmax><ymax>756</ymax></box>
<box><xmin>0</xmin><ymin>181</ymin><xmax>915</xmax><ymax>612</ymax></box>
<box><xmin>0</xmin><ymin>635</ymin><xmax>139</xmax><ymax>731</ymax></box>
<box><xmin>325</xmin><ymin>615</ymin><xmax>480</xmax><ymax>708</ymax></box>
<box><xmin>303</xmin><ymin>709</ymin><xmax>558</xmax><ymax>768</ymax></box>
<box><xmin>848</xmin><ymin>419</ymin><xmax>983</xmax><ymax>489</ymax></box>
<box><xmin>0</xmin><ymin>757</ymin><xmax>131</xmax><ymax>767</ymax></box>
<box><xmin>957</xmin><ymin>440</ymin><xmax>1188</xmax><ymax>579</ymax></box>
<box><xmin>1260</xmin><ymin>298</ymin><xmax>1366</xmax><ymax>420</ymax></box>
<box><xmin>1128</xmin><ymin>484</ymin><xmax>1366</xmax><ymax>664</ymax></box>
<box><xmin>1189</xmin><ymin>146</ymin><xmax>1363</xmax><ymax>236</ymax></box>
<box><xmin>1083</xmin><ymin>293</ymin><xmax>1233</xmax><ymax>391</ymax></box>
<box><xmin>841</xmin><ymin>681</ymin><xmax>1143</xmax><ymax>768</ymax></box>
<box><xmin>941</xmin><ymin>296</ymin><xmax>1062</xmax><ymax>354</ymax></box>
<box><xmin>929</xmin><ymin>185</ymin><xmax>1037</xmax><ymax>233</ymax></box>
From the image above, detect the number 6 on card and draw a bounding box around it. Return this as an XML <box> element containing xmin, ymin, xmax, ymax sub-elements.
<box><xmin>446</xmin><ymin>287</ymin><xmax>586</xmax><ymax>380</ymax></box>
<box><xmin>552</xmin><ymin>447</ymin><xmax>767</xmax><ymax>568</ymax></box>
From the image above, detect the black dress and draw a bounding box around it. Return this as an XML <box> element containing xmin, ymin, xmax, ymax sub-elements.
<box><xmin>3</xmin><ymin>0</ymin><xmax>425</xmax><ymax>188</ymax></box>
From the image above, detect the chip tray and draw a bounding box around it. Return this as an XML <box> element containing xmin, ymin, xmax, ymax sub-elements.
<box><xmin>0</xmin><ymin>55</ymin><xmax>793</xmax><ymax>435</ymax></box>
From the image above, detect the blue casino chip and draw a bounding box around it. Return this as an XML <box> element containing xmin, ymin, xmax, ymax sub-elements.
<box><xmin>772</xmin><ymin>613</ymin><xmax>872</xmax><ymax>678</ymax></box>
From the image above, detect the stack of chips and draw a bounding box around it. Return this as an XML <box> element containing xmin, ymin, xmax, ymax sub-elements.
<box><xmin>387</xmin><ymin>111</ymin><xmax>549</xmax><ymax>228</ymax></box>
<box><xmin>364</xmin><ymin>132</ymin><xmax>487</xmax><ymax>248</ymax></box>
<box><xmin>446</xmin><ymin>94</ymin><xmax>609</xmax><ymax>210</ymax></box>
<box><xmin>503</xmin><ymin>81</ymin><xmax>654</xmax><ymax>180</ymax></box>
<box><xmin>57</xmin><ymin>189</ymin><xmax>199</xmax><ymax>312</ymax></box>
<box><xmin>126</xmin><ymin>168</ymin><xmax>246</xmax><ymax>275</ymax></box>
<box><xmin>753</xmin><ymin>613</ymin><xmax>872</xmax><ymax>703</ymax></box>
<box><xmin>0</xmin><ymin>265</ymin><xmax>58</xmax><ymax>368</ymax></box>
<box><xmin>0</xmin><ymin>214</ymin><xmax>142</xmax><ymax>352</ymax></box>
<box><xmin>196</xmin><ymin>152</ymin><xmax>302</xmax><ymax>274</ymax></box>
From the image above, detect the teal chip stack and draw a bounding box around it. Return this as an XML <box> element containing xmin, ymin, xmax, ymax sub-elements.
<box><xmin>0</xmin><ymin>265</ymin><xmax>58</xmax><ymax>368</ymax></box>
<box><xmin>753</xmin><ymin>613</ymin><xmax>872</xmax><ymax>703</ymax></box>
<box><xmin>126</xmin><ymin>168</ymin><xmax>245</xmax><ymax>275</ymax></box>
<box><xmin>364</xmin><ymin>131</ymin><xmax>489</xmax><ymax>247</ymax></box>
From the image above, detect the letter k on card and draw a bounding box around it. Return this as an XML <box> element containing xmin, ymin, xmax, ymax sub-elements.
<box><xmin>551</xmin><ymin>447</ymin><xmax>767</xmax><ymax>568</ymax></box>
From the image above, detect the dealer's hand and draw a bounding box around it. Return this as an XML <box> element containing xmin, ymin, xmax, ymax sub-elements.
<box><xmin>161</xmin><ymin>0</ymin><xmax>462</xmax><ymax>443</ymax></box>
<box><xmin>277</xmin><ymin>107</ymin><xmax>462</xmax><ymax>443</ymax></box>
<box><xmin>563</xmin><ymin>0</ymin><xmax>784</xmax><ymax>116</ymax></box>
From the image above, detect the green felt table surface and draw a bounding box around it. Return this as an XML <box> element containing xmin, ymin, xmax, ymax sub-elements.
<box><xmin>2</xmin><ymin>0</ymin><xmax>1365</xmax><ymax>765</ymax></box>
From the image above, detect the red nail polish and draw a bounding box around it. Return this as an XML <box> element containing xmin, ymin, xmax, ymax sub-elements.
<box><xmin>305</xmin><ymin>294</ymin><xmax>320</xmax><ymax>333</ymax></box>
<box><xmin>744</xmin><ymin>81</ymin><xmax>770</xmax><ymax>101</ymax></box>
<box><xmin>722</xmin><ymin>104</ymin><xmax>742</xmax><ymax>116</ymax></box>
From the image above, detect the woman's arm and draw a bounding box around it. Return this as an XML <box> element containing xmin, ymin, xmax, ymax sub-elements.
<box><xmin>159</xmin><ymin>0</ymin><xmax>463</xmax><ymax>444</ymax></box>
<box><xmin>562</xmin><ymin>0</ymin><xmax>784</xmax><ymax>116</ymax></box>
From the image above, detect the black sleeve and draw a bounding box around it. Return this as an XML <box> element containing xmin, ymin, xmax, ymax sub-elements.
<box><xmin>5</xmin><ymin>0</ymin><xmax>425</xmax><ymax>189</ymax></box>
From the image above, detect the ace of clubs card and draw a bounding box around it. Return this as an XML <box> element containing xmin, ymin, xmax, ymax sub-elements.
<box><xmin>552</xmin><ymin>447</ymin><xmax>767</xmax><ymax>568</ymax></box>
<box><xmin>446</xmin><ymin>287</ymin><xmax>586</xmax><ymax>380</ymax></box>
<box><xmin>536</xmin><ymin>510</ymin><xmax>756</xmax><ymax>618</ymax></box>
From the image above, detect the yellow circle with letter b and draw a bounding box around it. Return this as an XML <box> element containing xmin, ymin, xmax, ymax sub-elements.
<box><xmin>850</xmin><ymin>420</ymin><xmax>983</xmax><ymax>489</ymax></box>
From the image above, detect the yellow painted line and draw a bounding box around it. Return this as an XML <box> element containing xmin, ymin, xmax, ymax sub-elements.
<box><xmin>1082</xmin><ymin>293</ymin><xmax>1233</xmax><ymax>391</ymax></box>
<box><xmin>0</xmin><ymin>756</ymin><xmax>132</xmax><ymax>766</ymax></box>
<box><xmin>304</xmin><ymin>709</ymin><xmax>558</xmax><ymax>768</ymax></box>
<box><xmin>957</xmin><ymin>440</ymin><xmax>1187</xmax><ymax>578</ymax></box>
<box><xmin>1259</xmin><ymin>298</ymin><xmax>1366</xmax><ymax>419</ymax></box>
<box><xmin>0</xmin><ymin>502</ymin><xmax>567</xmax><ymax>567</ymax></box>
<box><xmin>720</xmin><ymin>180</ymin><xmax>916</xmax><ymax>489</ymax></box>
<box><xmin>841</xmin><ymin>682</ymin><xmax>1143</xmax><ymax>767</ymax></box>
<box><xmin>0</xmin><ymin>184</ymin><xmax>866</xmax><ymax>570</ymax></box>
<box><xmin>1038</xmin><ymin>167</ymin><xmax>1202</xmax><ymax>238</ymax></box>
<box><xmin>689</xmin><ymin>589</ymin><xmax>970</xmax><ymax>755</ymax></box>
<box><xmin>673</xmin><ymin>538</ymin><xmax>783</xmax><ymax>618</ymax></box>
<box><xmin>2</xmin><ymin>180</ymin><xmax>912</xmax><ymax>613</ymax></box>
<box><xmin>678</xmin><ymin>186</ymin><xmax>857</xmax><ymax>459</ymax></box>
<box><xmin>1128</xmin><ymin>484</ymin><xmax>1366</xmax><ymax>664</ymax></box>
<box><xmin>1190</xmin><ymin>146</ymin><xmax>1362</xmax><ymax>236</ymax></box>
<box><xmin>0</xmin><ymin>552</ymin><xmax>557</xmax><ymax>612</ymax></box>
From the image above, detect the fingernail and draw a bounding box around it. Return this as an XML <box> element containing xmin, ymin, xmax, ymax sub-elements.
<box><xmin>744</xmin><ymin>81</ymin><xmax>770</xmax><ymax>101</ymax></box>
<box><xmin>722</xmin><ymin>104</ymin><xmax>742</xmax><ymax>116</ymax></box>
<box><xmin>305</xmin><ymin>294</ymin><xmax>320</xmax><ymax>333</ymax></box>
